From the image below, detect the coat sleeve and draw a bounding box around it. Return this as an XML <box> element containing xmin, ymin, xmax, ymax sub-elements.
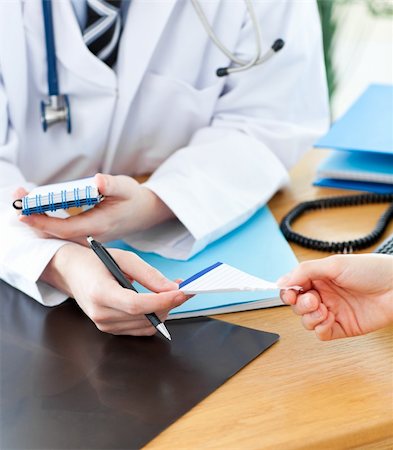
<box><xmin>0</xmin><ymin>70</ymin><xmax>68</xmax><ymax>306</ymax></box>
<box><xmin>128</xmin><ymin>1</ymin><xmax>330</xmax><ymax>259</ymax></box>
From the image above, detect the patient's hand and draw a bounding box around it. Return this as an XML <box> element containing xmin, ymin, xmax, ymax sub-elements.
<box><xmin>278</xmin><ymin>254</ymin><xmax>393</xmax><ymax>340</ymax></box>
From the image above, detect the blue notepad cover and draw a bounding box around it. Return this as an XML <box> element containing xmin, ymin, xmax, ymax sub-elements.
<box><xmin>107</xmin><ymin>206</ymin><xmax>298</xmax><ymax>315</ymax></box>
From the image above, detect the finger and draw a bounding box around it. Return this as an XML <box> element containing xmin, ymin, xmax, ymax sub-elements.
<box><xmin>314</xmin><ymin>311</ymin><xmax>338</xmax><ymax>341</ymax></box>
<box><xmin>108</xmin><ymin>287</ymin><xmax>188</xmax><ymax>316</ymax></box>
<box><xmin>110</xmin><ymin>314</ymin><xmax>170</xmax><ymax>335</ymax></box>
<box><xmin>155</xmin><ymin>310</ymin><xmax>170</xmax><ymax>322</ymax></box>
<box><xmin>13</xmin><ymin>187</ymin><xmax>29</xmax><ymax>200</ymax></box>
<box><xmin>111</xmin><ymin>326</ymin><xmax>158</xmax><ymax>337</ymax></box>
<box><xmin>96</xmin><ymin>317</ymin><xmax>151</xmax><ymax>332</ymax></box>
<box><xmin>109</xmin><ymin>250</ymin><xmax>179</xmax><ymax>292</ymax></box>
<box><xmin>18</xmin><ymin>214</ymin><xmax>93</xmax><ymax>244</ymax></box>
<box><xmin>280</xmin><ymin>289</ymin><xmax>298</xmax><ymax>305</ymax></box>
<box><xmin>280</xmin><ymin>257</ymin><xmax>342</xmax><ymax>292</ymax></box>
<box><xmin>95</xmin><ymin>173</ymin><xmax>137</xmax><ymax>199</ymax></box>
<box><xmin>301</xmin><ymin>303</ymin><xmax>328</xmax><ymax>330</ymax></box>
<box><xmin>291</xmin><ymin>290</ymin><xmax>321</xmax><ymax>315</ymax></box>
<box><xmin>95</xmin><ymin>307</ymin><xmax>170</xmax><ymax>325</ymax></box>
<box><xmin>18</xmin><ymin>207</ymin><xmax>104</xmax><ymax>240</ymax></box>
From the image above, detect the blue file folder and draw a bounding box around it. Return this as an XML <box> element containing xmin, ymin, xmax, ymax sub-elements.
<box><xmin>314</xmin><ymin>150</ymin><xmax>393</xmax><ymax>193</ymax></box>
<box><xmin>315</xmin><ymin>84</ymin><xmax>393</xmax><ymax>155</ymax></box>
<box><xmin>314</xmin><ymin>84</ymin><xmax>393</xmax><ymax>193</ymax></box>
<box><xmin>108</xmin><ymin>206</ymin><xmax>298</xmax><ymax>317</ymax></box>
<box><xmin>313</xmin><ymin>178</ymin><xmax>393</xmax><ymax>194</ymax></box>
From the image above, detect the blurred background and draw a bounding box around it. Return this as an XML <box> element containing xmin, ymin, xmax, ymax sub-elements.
<box><xmin>317</xmin><ymin>0</ymin><xmax>392</xmax><ymax>119</ymax></box>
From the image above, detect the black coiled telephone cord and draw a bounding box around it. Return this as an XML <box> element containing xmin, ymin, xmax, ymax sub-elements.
<box><xmin>280</xmin><ymin>193</ymin><xmax>393</xmax><ymax>253</ymax></box>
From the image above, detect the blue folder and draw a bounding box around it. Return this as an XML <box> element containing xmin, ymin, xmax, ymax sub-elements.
<box><xmin>313</xmin><ymin>178</ymin><xmax>393</xmax><ymax>194</ymax></box>
<box><xmin>315</xmin><ymin>84</ymin><xmax>393</xmax><ymax>155</ymax></box>
<box><xmin>313</xmin><ymin>150</ymin><xmax>393</xmax><ymax>193</ymax></box>
<box><xmin>107</xmin><ymin>206</ymin><xmax>298</xmax><ymax>317</ymax></box>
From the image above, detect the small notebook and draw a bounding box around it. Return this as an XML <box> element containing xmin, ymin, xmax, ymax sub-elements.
<box><xmin>12</xmin><ymin>177</ymin><xmax>103</xmax><ymax>215</ymax></box>
<box><xmin>179</xmin><ymin>262</ymin><xmax>301</xmax><ymax>294</ymax></box>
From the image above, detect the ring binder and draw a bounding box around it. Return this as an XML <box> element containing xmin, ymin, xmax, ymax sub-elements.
<box><xmin>12</xmin><ymin>199</ymin><xmax>23</xmax><ymax>210</ymax></box>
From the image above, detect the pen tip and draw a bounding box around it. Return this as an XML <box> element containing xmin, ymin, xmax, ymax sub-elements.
<box><xmin>157</xmin><ymin>323</ymin><xmax>171</xmax><ymax>341</ymax></box>
<box><xmin>87</xmin><ymin>236</ymin><xmax>93</xmax><ymax>244</ymax></box>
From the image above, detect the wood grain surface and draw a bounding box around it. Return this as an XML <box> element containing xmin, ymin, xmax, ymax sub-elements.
<box><xmin>145</xmin><ymin>149</ymin><xmax>393</xmax><ymax>449</ymax></box>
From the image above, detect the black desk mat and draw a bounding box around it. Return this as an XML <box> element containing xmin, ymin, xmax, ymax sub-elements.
<box><xmin>0</xmin><ymin>280</ymin><xmax>279</xmax><ymax>449</ymax></box>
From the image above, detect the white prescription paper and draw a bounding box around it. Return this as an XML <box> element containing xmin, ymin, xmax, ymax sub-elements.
<box><xmin>178</xmin><ymin>262</ymin><xmax>301</xmax><ymax>295</ymax></box>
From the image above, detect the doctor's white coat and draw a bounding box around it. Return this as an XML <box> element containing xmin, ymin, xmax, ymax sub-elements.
<box><xmin>0</xmin><ymin>0</ymin><xmax>329</xmax><ymax>306</ymax></box>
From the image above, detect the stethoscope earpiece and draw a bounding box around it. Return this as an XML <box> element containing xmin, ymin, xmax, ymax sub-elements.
<box><xmin>216</xmin><ymin>38</ymin><xmax>285</xmax><ymax>78</ymax></box>
<box><xmin>191</xmin><ymin>0</ymin><xmax>285</xmax><ymax>78</ymax></box>
<box><xmin>272</xmin><ymin>39</ymin><xmax>285</xmax><ymax>52</ymax></box>
<box><xmin>216</xmin><ymin>68</ymin><xmax>229</xmax><ymax>78</ymax></box>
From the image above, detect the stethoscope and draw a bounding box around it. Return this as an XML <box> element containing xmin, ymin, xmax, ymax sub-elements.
<box><xmin>40</xmin><ymin>0</ymin><xmax>284</xmax><ymax>134</ymax></box>
<box><xmin>41</xmin><ymin>0</ymin><xmax>72</xmax><ymax>133</ymax></box>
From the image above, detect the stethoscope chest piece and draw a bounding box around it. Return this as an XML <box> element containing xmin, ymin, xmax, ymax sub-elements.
<box><xmin>41</xmin><ymin>0</ymin><xmax>72</xmax><ymax>134</ymax></box>
<box><xmin>40</xmin><ymin>94</ymin><xmax>71</xmax><ymax>133</ymax></box>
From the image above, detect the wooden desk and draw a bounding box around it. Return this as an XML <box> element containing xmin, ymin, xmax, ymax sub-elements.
<box><xmin>147</xmin><ymin>150</ymin><xmax>393</xmax><ymax>450</ymax></box>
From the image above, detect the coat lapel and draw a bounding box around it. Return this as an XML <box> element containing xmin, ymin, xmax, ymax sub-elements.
<box><xmin>23</xmin><ymin>0</ymin><xmax>116</xmax><ymax>92</ymax></box>
<box><xmin>103</xmin><ymin>0</ymin><xmax>178</xmax><ymax>172</ymax></box>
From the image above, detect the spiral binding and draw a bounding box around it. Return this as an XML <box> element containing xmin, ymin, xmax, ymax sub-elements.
<box><xmin>73</xmin><ymin>188</ymin><xmax>80</xmax><ymax>207</ymax></box>
<box><xmin>280</xmin><ymin>193</ymin><xmax>393</xmax><ymax>253</ymax></box>
<box><xmin>61</xmin><ymin>190</ymin><xmax>67</xmax><ymax>210</ymax></box>
<box><xmin>13</xmin><ymin>185</ymin><xmax>101</xmax><ymax>215</ymax></box>
<box><xmin>48</xmin><ymin>191</ymin><xmax>55</xmax><ymax>212</ymax></box>
<box><xmin>85</xmin><ymin>186</ymin><xmax>92</xmax><ymax>206</ymax></box>
<box><xmin>22</xmin><ymin>196</ymin><xmax>30</xmax><ymax>216</ymax></box>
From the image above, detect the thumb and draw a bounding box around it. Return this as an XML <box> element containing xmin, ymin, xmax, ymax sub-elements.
<box><xmin>13</xmin><ymin>187</ymin><xmax>29</xmax><ymax>200</ymax></box>
<box><xmin>95</xmin><ymin>173</ymin><xmax>137</xmax><ymax>198</ymax></box>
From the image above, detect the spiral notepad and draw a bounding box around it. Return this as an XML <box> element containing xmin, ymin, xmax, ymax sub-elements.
<box><xmin>13</xmin><ymin>177</ymin><xmax>103</xmax><ymax>216</ymax></box>
<box><xmin>178</xmin><ymin>262</ymin><xmax>302</xmax><ymax>295</ymax></box>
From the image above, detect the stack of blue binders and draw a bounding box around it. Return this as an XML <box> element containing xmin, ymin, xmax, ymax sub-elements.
<box><xmin>314</xmin><ymin>84</ymin><xmax>393</xmax><ymax>194</ymax></box>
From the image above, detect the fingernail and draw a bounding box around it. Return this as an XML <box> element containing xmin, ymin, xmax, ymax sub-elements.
<box><xmin>304</xmin><ymin>295</ymin><xmax>313</xmax><ymax>309</ymax></box>
<box><xmin>311</xmin><ymin>309</ymin><xmax>322</xmax><ymax>319</ymax></box>
<box><xmin>280</xmin><ymin>291</ymin><xmax>289</xmax><ymax>303</ymax></box>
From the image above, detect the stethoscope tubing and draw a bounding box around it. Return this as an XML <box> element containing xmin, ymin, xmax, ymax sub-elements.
<box><xmin>42</xmin><ymin>0</ymin><xmax>59</xmax><ymax>96</ymax></box>
<box><xmin>40</xmin><ymin>0</ymin><xmax>284</xmax><ymax>132</ymax></box>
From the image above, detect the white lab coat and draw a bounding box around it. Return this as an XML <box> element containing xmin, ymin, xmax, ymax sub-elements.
<box><xmin>0</xmin><ymin>0</ymin><xmax>329</xmax><ymax>306</ymax></box>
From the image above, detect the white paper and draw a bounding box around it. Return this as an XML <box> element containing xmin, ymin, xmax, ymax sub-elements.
<box><xmin>179</xmin><ymin>262</ymin><xmax>302</xmax><ymax>294</ymax></box>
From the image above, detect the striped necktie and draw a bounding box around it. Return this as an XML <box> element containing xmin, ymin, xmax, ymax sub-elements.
<box><xmin>83</xmin><ymin>0</ymin><xmax>122</xmax><ymax>67</ymax></box>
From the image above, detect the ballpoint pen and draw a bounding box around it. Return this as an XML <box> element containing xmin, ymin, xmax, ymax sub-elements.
<box><xmin>86</xmin><ymin>236</ymin><xmax>171</xmax><ymax>341</ymax></box>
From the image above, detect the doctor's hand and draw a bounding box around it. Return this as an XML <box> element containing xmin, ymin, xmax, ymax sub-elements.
<box><xmin>278</xmin><ymin>254</ymin><xmax>393</xmax><ymax>341</ymax></box>
<box><xmin>18</xmin><ymin>174</ymin><xmax>175</xmax><ymax>244</ymax></box>
<box><xmin>41</xmin><ymin>243</ymin><xmax>188</xmax><ymax>336</ymax></box>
